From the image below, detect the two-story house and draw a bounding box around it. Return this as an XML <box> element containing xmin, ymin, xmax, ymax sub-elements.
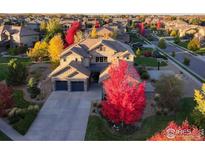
<box><xmin>49</xmin><ymin>37</ymin><xmax>135</xmax><ymax>92</ymax></box>
<box><xmin>0</xmin><ymin>25</ymin><xmax>39</xmax><ymax>48</ymax></box>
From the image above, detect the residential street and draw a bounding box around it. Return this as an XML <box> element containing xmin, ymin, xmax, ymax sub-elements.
<box><xmin>25</xmin><ymin>84</ymin><xmax>101</xmax><ymax>141</ymax></box>
<box><xmin>150</xmin><ymin>36</ymin><xmax>205</xmax><ymax>79</ymax></box>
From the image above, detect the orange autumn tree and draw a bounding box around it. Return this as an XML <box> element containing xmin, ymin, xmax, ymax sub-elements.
<box><xmin>148</xmin><ymin>120</ymin><xmax>204</xmax><ymax>141</ymax></box>
<box><xmin>48</xmin><ymin>34</ymin><xmax>64</xmax><ymax>63</ymax></box>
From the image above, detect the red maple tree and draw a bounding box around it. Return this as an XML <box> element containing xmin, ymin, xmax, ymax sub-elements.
<box><xmin>95</xmin><ymin>20</ymin><xmax>100</xmax><ymax>28</ymax></box>
<box><xmin>149</xmin><ymin>120</ymin><xmax>204</xmax><ymax>141</ymax></box>
<box><xmin>156</xmin><ymin>21</ymin><xmax>161</xmax><ymax>30</ymax></box>
<box><xmin>65</xmin><ymin>21</ymin><xmax>81</xmax><ymax>46</ymax></box>
<box><xmin>101</xmin><ymin>60</ymin><xmax>146</xmax><ymax>125</ymax></box>
<box><xmin>138</xmin><ymin>23</ymin><xmax>145</xmax><ymax>35</ymax></box>
<box><xmin>0</xmin><ymin>84</ymin><xmax>14</xmax><ymax>116</ymax></box>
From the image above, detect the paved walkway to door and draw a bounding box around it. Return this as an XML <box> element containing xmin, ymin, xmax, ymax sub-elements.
<box><xmin>25</xmin><ymin>84</ymin><xmax>101</xmax><ymax>141</ymax></box>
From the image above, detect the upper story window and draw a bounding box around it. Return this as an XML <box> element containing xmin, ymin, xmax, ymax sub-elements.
<box><xmin>96</xmin><ymin>57</ymin><xmax>107</xmax><ymax>63</ymax></box>
<box><xmin>63</xmin><ymin>58</ymin><xmax>66</xmax><ymax>62</ymax></box>
<box><xmin>96</xmin><ymin>57</ymin><xmax>100</xmax><ymax>62</ymax></box>
<box><xmin>75</xmin><ymin>58</ymin><xmax>78</xmax><ymax>62</ymax></box>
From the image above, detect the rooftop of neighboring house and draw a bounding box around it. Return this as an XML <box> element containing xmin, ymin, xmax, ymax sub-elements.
<box><xmin>0</xmin><ymin>25</ymin><xmax>39</xmax><ymax>36</ymax></box>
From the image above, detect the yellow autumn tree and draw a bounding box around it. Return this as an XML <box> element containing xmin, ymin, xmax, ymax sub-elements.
<box><xmin>27</xmin><ymin>41</ymin><xmax>49</xmax><ymax>61</ymax></box>
<box><xmin>194</xmin><ymin>84</ymin><xmax>205</xmax><ymax>115</ymax></box>
<box><xmin>48</xmin><ymin>34</ymin><xmax>64</xmax><ymax>63</ymax></box>
<box><xmin>40</xmin><ymin>21</ymin><xmax>47</xmax><ymax>31</ymax></box>
<box><xmin>46</xmin><ymin>18</ymin><xmax>62</xmax><ymax>34</ymax></box>
<box><xmin>91</xmin><ymin>26</ymin><xmax>97</xmax><ymax>38</ymax></box>
<box><xmin>74</xmin><ymin>31</ymin><xmax>84</xmax><ymax>43</ymax></box>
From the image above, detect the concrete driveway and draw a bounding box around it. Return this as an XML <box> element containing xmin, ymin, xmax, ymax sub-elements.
<box><xmin>25</xmin><ymin>85</ymin><xmax>101</xmax><ymax>141</ymax></box>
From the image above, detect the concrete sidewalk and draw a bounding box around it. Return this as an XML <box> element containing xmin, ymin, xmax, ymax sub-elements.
<box><xmin>0</xmin><ymin>119</ymin><xmax>25</xmax><ymax>141</ymax></box>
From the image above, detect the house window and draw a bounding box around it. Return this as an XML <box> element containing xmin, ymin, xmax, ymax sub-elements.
<box><xmin>96</xmin><ymin>57</ymin><xmax>100</xmax><ymax>62</ymax></box>
<box><xmin>75</xmin><ymin>58</ymin><xmax>78</xmax><ymax>61</ymax></box>
<box><xmin>126</xmin><ymin>56</ymin><xmax>129</xmax><ymax>60</ymax></box>
<box><xmin>63</xmin><ymin>58</ymin><xmax>66</xmax><ymax>62</ymax></box>
<box><xmin>103</xmin><ymin>57</ymin><xmax>107</xmax><ymax>62</ymax></box>
<box><xmin>100</xmin><ymin>57</ymin><xmax>103</xmax><ymax>62</ymax></box>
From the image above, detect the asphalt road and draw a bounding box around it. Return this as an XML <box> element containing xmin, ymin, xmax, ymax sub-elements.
<box><xmin>151</xmin><ymin>38</ymin><xmax>205</xmax><ymax>79</ymax></box>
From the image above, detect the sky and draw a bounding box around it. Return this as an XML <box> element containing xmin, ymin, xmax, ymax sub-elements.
<box><xmin>0</xmin><ymin>0</ymin><xmax>205</xmax><ymax>14</ymax></box>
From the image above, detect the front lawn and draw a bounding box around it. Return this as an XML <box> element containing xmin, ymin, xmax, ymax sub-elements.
<box><xmin>8</xmin><ymin>90</ymin><xmax>41</xmax><ymax>135</ymax></box>
<box><xmin>135</xmin><ymin>57</ymin><xmax>167</xmax><ymax>67</ymax></box>
<box><xmin>0</xmin><ymin>130</ymin><xmax>12</xmax><ymax>141</ymax></box>
<box><xmin>85</xmin><ymin>97</ymin><xmax>195</xmax><ymax>140</ymax></box>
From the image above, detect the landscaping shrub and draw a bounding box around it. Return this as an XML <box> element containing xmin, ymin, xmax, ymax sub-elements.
<box><xmin>143</xmin><ymin>51</ymin><xmax>152</xmax><ymax>57</ymax></box>
<box><xmin>170</xmin><ymin>30</ymin><xmax>177</xmax><ymax>37</ymax></box>
<box><xmin>27</xmin><ymin>77</ymin><xmax>41</xmax><ymax>99</ymax></box>
<box><xmin>137</xmin><ymin>66</ymin><xmax>147</xmax><ymax>75</ymax></box>
<box><xmin>141</xmin><ymin>72</ymin><xmax>150</xmax><ymax>80</ymax></box>
<box><xmin>135</xmin><ymin>48</ymin><xmax>142</xmax><ymax>57</ymax></box>
<box><xmin>0</xmin><ymin>84</ymin><xmax>15</xmax><ymax>117</ymax></box>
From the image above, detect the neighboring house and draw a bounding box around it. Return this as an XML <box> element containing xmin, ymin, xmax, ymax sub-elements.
<box><xmin>96</xmin><ymin>27</ymin><xmax>114</xmax><ymax>38</ymax></box>
<box><xmin>25</xmin><ymin>21</ymin><xmax>40</xmax><ymax>31</ymax></box>
<box><xmin>0</xmin><ymin>25</ymin><xmax>39</xmax><ymax>48</ymax></box>
<box><xmin>49</xmin><ymin>37</ymin><xmax>135</xmax><ymax>92</ymax></box>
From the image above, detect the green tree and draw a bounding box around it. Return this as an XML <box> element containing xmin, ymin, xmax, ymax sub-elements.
<box><xmin>187</xmin><ymin>38</ymin><xmax>200</xmax><ymax>51</ymax></box>
<box><xmin>158</xmin><ymin>38</ymin><xmax>166</xmax><ymax>49</ymax></box>
<box><xmin>155</xmin><ymin>75</ymin><xmax>183</xmax><ymax>112</ymax></box>
<box><xmin>174</xmin><ymin>35</ymin><xmax>181</xmax><ymax>44</ymax></box>
<box><xmin>171</xmin><ymin>51</ymin><xmax>176</xmax><ymax>57</ymax></box>
<box><xmin>7</xmin><ymin>59</ymin><xmax>27</xmax><ymax>85</ymax></box>
<box><xmin>183</xmin><ymin>57</ymin><xmax>190</xmax><ymax>66</ymax></box>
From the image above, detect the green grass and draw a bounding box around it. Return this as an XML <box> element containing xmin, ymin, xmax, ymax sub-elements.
<box><xmin>135</xmin><ymin>57</ymin><xmax>167</xmax><ymax>67</ymax></box>
<box><xmin>8</xmin><ymin>90</ymin><xmax>41</xmax><ymax>135</ymax></box>
<box><xmin>0</xmin><ymin>57</ymin><xmax>31</xmax><ymax>81</ymax></box>
<box><xmin>177</xmin><ymin>41</ymin><xmax>189</xmax><ymax>49</ymax></box>
<box><xmin>0</xmin><ymin>130</ymin><xmax>12</xmax><ymax>141</ymax></box>
<box><xmin>85</xmin><ymin>97</ymin><xmax>195</xmax><ymax>141</ymax></box>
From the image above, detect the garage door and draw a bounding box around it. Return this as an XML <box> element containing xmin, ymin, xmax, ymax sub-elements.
<box><xmin>55</xmin><ymin>81</ymin><xmax>68</xmax><ymax>91</ymax></box>
<box><xmin>71</xmin><ymin>81</ymin><xmax>84</xmax><ymax>91</ymax></box>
